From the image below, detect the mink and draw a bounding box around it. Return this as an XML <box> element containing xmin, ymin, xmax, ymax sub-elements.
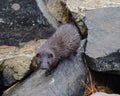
<box><xmin>33</xmin><ymin>24</ymin><xmax>81</xmax><ymax>75</ymax></box>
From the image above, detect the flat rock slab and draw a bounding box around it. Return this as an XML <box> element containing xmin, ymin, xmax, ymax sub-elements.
<box><xmin>0</xmin><ymin>0</ymin><xmax>57</xmax><ymax>45</ymax></box>
<box><xmin>85</xmin><ymin>7</ymin><xmax>120</xmax><ymax>58</ymax></box>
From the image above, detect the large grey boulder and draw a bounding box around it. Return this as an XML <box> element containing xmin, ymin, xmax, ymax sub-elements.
<box><xmin>85</xmin><ymin>7</ymin><xmax>120</xmax><ymax>74</ymax></box>
<box><xmin>85</xmin><ymin>7</ymin><xmax>120</xmax><ymax>58</ymax></box>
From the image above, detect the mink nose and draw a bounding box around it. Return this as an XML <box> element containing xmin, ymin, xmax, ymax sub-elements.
<box><xmin>40</xmin><ymin>64</ymin><xmax>49</xmax><ymax>70</ymax></box>
<box><xmin>41</xmin><ymin>67</ymin><xmax>48</xmax><ymax>70</ymax></box>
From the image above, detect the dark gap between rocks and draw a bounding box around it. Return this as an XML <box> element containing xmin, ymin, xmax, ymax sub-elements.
<box><xmin>83</xmin><ymin>53</ymin><xmax>120</xmax><ymax>94</ymax></box>
<box><xmin>91</xmin><ymin>70</ymin><xmax>120</xmax><ymax>94</ymax></box>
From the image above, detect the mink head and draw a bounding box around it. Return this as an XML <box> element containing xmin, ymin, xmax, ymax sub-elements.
<box><xmin>35</xmin><ymin>49</ymin><xmax>55</xmax><ymax>70</ymax></box>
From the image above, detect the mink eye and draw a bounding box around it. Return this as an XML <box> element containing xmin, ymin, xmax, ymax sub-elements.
<box><xmin>48</xmin><ymin>53</ymin><xmax>53</xmax><ymax>58</ymax></box>
<box><xmin>36</xmin><ymin>53</ymin><xmax>41</xmax><ymax>58</ymax></box>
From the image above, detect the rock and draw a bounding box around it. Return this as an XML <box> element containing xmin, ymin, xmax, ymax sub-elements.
<box><xmin>0</xmin><ymin>0</ymin><xmax>58</xmax><ymax>46</ymax></box>
<box><xmin>64</xmin><ymin>0</ymin><xmax>120</xmax><ymax>13</ymax></box>
<box><xmin>61</xmin><ymin>0</ymin><xmax>120</xmax><ymax>40</ymax></box>
<box><xmin>0</xmin><ymin>71</ymin><xmax>4</xmax><ymax>95</ymax></box>
<box><xmin>84</xmin><ymin>50</ymin><xmax>120</xmax><ymax>74</ymax></box>
<box><xmin>35</xmin><ymin>0</ymin><xmax>58</xmax><ymax>28</ymax></box>
<box><xmin>90</xmin><ymin>92</ymin><xmax>120</xmax><ymax>96</ymax></box>
<box><xmin>42</xmin><ymin>0</ymin><xmax>88</xmax><ymax>39</ymax></box>
<box><xmin>3</xmin><ymin>41</ymin><xmax>88</xmax><ymax>96</ymax></box>
<box><xmin>43</xmin><ymin>0</ymin><xmax>68</xmax><ymax>23</ymax></box>
<box><xmin>84</xmin><ymin>7</ymin><xmax>120</xmax><ymax>74</ymax></box>
<box><xmin>0</xmin><ymin>39</ymin><xmax>46</xmax><ymax>94</ymax></box>
<box><xmin>85</xmin><ymin>7</ymin><xmax>120</xmax><ymax>58</ymax></box>
<box><xmin>0</xmin><ymin>39</ymin><xmax>46</xmax><ymax>61</ymax></box>
<box><xmin>0</xmin><ymin>56</ymin><xmax>31</xmax><ymax>87</ymax></box>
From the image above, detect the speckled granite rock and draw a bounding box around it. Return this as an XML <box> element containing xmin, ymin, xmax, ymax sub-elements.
<box><xmin>0</xmin><ymin>0</ymin><xmax>58</xmax><ymax>45</ymax></box>
<box><xmin>84</xmin><ymin>50</ymin><xmax>120</xmax><ymax>74</ymax></box>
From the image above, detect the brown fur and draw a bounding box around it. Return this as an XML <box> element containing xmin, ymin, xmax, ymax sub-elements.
<box><xmin>34</xmin><ymin>24</ymin><xmax>81</xmax><ymax>70</ymax></box>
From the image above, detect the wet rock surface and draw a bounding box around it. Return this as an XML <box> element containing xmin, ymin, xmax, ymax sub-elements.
<box><xmin>3</xmin><ymin>45</ymin><xmax>88</xmax><ymax>96</ymax></box>
<box><xmin>0</xmin><ymin>0</ymin><xmax>57</xmax><ymax>46</ymax></box>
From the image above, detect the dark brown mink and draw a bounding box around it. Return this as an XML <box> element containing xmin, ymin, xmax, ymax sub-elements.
<box><xmin>34</xmin><ymin>24</ymin><xmax>81</xmax><ymax>74</ymax></box>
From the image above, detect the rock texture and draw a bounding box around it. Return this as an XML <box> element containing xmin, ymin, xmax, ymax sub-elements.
<box><xmin>0</xmin><ymin>0</ymin><xmax>58</xmax><ymax>46</ymax></box>
<box><xmin>84</xmin><ymin>50</ymin><xmax>120</xmax><ymax>74</ymax></box>
<box><xmin>43</xmin><ymin>0</ymin><xmax>69</xmax><ymax>23</ymax></box>
<box><xmin>1</xmin><ymin>0</ymin><xmax>120</xmax><ymax>95</ymax></box>
<box><xmin>85</xmin><ymin>7</ymin><xmax>120</xmax><ymax>58</ymax></box>
<box><xmin>64</xmin><ymin>0</ymin><xmax>120</xmax><ymax>13</ymax></box>
<box><xmin>3</xmin><ymin>42</ymin><xmax>88</xmax><ymax>96</ymax></box>
<box><xmin>61</xmin><ymin>0</ymin><xmax>120</xmax><ymax>40</ymax></box>
<box><xmin>0</xmin><ymin>39</ymin><xmax>46</xmax><ymax>93</ymax></box>
<box><xmin>0</xmin><ymin>56</ymin><xmax>31</xmax><ymax>87</ymax></box>
<box><xmin>90</xmin><ymin>92</ymin><xmax>120</xmax><ymax>96</ymax></box>
<box><xmin>84</xmin><ymin>7</ymin><xmax>120</xmax><ymax>74</ymax></box>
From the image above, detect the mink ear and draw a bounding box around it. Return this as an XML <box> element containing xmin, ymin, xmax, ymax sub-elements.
<box><xmin>36</xmin><ymin>53</ymin><xmax>41</xmax><ymax>57</ymax></box>
<box><xmin>48</xmin><ymin>53</ymin><xmax>53</xmax><ymax>58</ymax></box>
